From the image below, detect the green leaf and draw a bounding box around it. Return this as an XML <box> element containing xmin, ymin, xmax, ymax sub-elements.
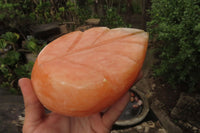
<box><xmin>59</xmin><ymin>7</ymin><xmax>65</xmax><ymax>12</ymax></box>
<box><xmin>0</xmin><ymin>39</ymin><xmax>7</xmax><ymax>49</ymax></box>
<box><xmin>15</xmin><ymin>61</ymin><xmax>34</xmax><ymax>78</ymax></box>
<box><xmin>1</xmin><ymin>32</ymin><xmax>19</xmax><ymax>43</ymax></box>
<box><xmin>1</xmin><ymin>51</ymin><xmax>20</xmax><ymax>66</ymax></box>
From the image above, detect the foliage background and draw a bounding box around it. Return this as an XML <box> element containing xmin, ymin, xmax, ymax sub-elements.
<box><xmin>147</xmin><ymin>0</ymin><xmax>200</xmax><ymax>92</ymax></box>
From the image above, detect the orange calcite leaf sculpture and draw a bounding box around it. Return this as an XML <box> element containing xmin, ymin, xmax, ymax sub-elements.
<box><xmin>31</xmin><ymin>27</ymin><xmax>149</xmax><ymax>116</ymax></box>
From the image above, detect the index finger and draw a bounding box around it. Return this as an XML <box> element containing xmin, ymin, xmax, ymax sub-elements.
<box><xmin>19</xmin><ymin>78</ymin><xmax>45</xmax><ymax>124</ymax></box>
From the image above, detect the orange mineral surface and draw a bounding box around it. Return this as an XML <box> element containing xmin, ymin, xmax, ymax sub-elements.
<box><xmin>31</xmin><ymin>27</ymin><xmax>149</xmax><ymax>116</ymax></box>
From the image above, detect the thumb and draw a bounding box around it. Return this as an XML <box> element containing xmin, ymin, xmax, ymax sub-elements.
<box><xmin>19</xmin><ymin>78</ymin><xmax>45</xmax><ymax>124</ymax></box>
<box><xmin>102</xmin><ymin>92</ymin><xmax>130</xmax><ymax>128</ymax></box>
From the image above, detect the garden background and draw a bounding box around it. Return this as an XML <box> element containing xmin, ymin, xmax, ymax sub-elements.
<box><xmin>0</xmin><ymin>0</ymin><xmax>199</xmax><ymax>133</ymax></box>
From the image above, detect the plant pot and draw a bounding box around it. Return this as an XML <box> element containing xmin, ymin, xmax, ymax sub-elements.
<box><xmin>115</xmin><ymin>87</ymin><xmax>149</xmax><ymax>126</ymax></box>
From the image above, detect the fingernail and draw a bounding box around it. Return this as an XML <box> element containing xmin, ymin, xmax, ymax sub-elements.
<box><xmin>18</xmin><ymin>78</ymin><xmax>23</xmax><ymax>88</ymax></box>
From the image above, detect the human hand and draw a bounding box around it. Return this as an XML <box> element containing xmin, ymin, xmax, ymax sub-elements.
<box><xmin>19</xmin><ymin>73</ymin><xmax>142</xmax><ymax>133</ymax></box>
